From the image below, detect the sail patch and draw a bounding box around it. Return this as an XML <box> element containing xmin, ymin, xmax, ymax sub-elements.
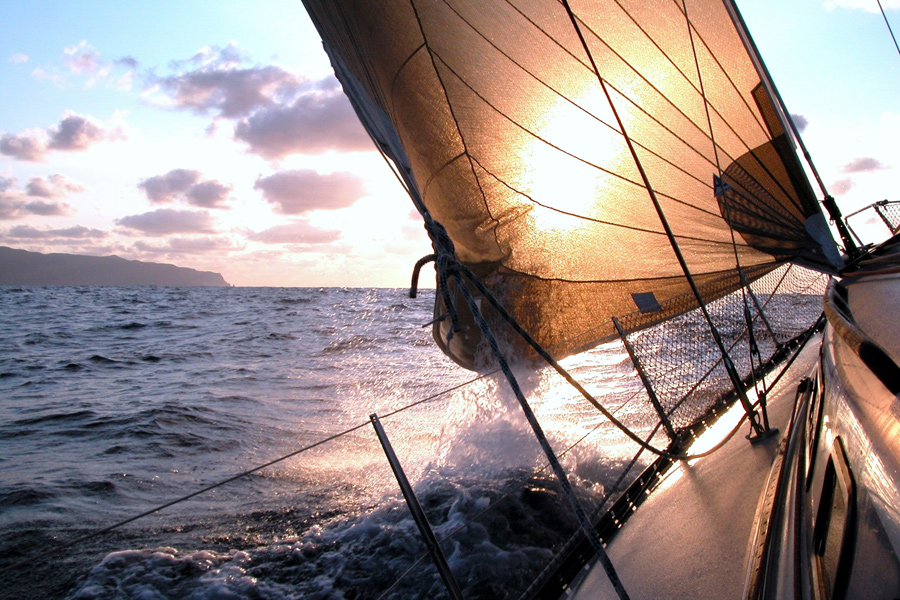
<box><xmin>713</xmin><ymin>175</ymin><xmax>733</xmax><ymax>197</ymax></box>
<box><xmin>632</xmin><ymin>292</ymin><xmax>663</xmax><ymax>314</ymax></box>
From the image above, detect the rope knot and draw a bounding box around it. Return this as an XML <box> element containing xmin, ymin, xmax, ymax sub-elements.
<box><xmin>410</xmin><ymin>214</ymin><xmax>463</xmax><ymax>339</ymax></box>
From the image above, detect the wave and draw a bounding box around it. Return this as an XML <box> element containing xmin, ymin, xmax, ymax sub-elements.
<box><xmin>67</xmin><ymin>468</ymin><xmax>593</xmax><ymax>600</ymax></box>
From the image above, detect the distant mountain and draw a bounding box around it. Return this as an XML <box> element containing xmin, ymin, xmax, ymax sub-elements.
<box><xmin>0</xmin><ymin>247</ymin><xmax>230</xmax><ymax>287</ymax></box>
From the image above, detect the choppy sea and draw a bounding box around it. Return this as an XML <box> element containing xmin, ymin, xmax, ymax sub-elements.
<box><xmin>0</xmin><ymin>286</ymin><xmax>656</xmax><ymax>600</ymax></box>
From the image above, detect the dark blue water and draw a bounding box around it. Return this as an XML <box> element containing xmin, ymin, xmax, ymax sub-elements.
<box><xmin>0</xmin><ymin>286</ymin><xmax>647</xmax><ymax>600</ymax></box>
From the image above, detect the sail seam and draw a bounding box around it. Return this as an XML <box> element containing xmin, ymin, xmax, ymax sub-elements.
<box><xmin>436</xmin><ymin>0</ymin><xmax>758</xmax><ymax>217</ymax></box>
<box><xmin>469</xmin><ymin>154</ymin><xmax>800</xmax><ymax>249</ymax></box>
<box><xmin>403</xmin><ymin>0</ymin><xmax>506</xmax><ymax>258</ymax></box>
<box><xmin>573</xmin><ymin>1</ymin><xmax>805</xmax><ymax>214</ymax></box>
<box><xmin>430</xmin><ymin>50</ymin><xmax>755</xmax><ymax>226</ymax></box>
<box><xmin>508</xmin><ymin>0</ymin><xmax>805</xmax><ymax>222</ymax></box>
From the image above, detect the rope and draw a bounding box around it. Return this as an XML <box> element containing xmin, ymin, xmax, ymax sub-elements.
<box><xmin>454</xmin><ymin>272</ymin><xmax>631</xmax><ymax>600</ymax></box>
<box><xmin>415</xmin><ymin>204</ymin><xmax>629</xmax><ymax>600</ymax></box>
<box><xmin>376</xmin><ymin>384</ymin><xmax>648</xmax><ymax>599</ymax></box>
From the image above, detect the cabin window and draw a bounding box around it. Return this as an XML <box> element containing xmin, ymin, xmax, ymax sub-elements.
<box><xmin>812</xmin><ymin>438</ymin><xmax>856</xmax><ymax>600</ymax></box>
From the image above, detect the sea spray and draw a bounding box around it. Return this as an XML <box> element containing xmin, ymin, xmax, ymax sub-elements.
<box><xmin>2</xmin><ymin>287</ymin><xmax>662</xmax><ymax>599</ymax></box>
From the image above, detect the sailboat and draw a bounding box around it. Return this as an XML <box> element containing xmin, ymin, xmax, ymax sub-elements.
<box><xmin>298</xmin><ymin>0</ymin><xmax>899</xmax><ymax>599</ymax></box>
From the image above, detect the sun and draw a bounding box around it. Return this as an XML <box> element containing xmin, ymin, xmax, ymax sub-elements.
<box><xmin>520</xmin><ymin>89</ymin><xmax>625</xmax><ymax>232</ymax></box>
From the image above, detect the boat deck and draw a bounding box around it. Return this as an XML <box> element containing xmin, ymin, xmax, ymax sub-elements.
<box><xmin>567</xmin><ymin>339</ymin><xmax>822</xmax><ymax>600</ymax></box>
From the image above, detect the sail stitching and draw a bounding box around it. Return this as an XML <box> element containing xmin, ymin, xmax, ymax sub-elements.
<box><xmin>430</xmin><ymin>50</ymin><xmax>763</xmax><ymax>228</ymax></box>
<box><xmin>468</xmin><ymin>154</ymin><xmax>780</xmax><ymax>251</ymax></box>
<box><xmin>553</xmin><ymin>0</ymin><xmax>791</xmax><ymax>203</ymax></box>
<box><xmin>666</xmin><ymin>0</ymin><xmax>811</xmax><ymax>216</ymax></box>
<box><xmin>403</xmin><ymin>0</ymin><xmax>507</xmax><ymax>257</ymax></box>
<box><xmin>506</xmin><ymin>0</ymin><xmax>806</xmax><ymax>224</ymax></box>
<box><xmin>573</xmin><ymin>1</ymin><xmax>806</xmax><ymax>214</ymax></box>
<box><xmin>681</xmin><ymin>0</ymin><xmax>757</xmax><ymax>369</ymax></box>
<box><xmin>504</xmin><ymin>0</ymin><xmax>756</xmax><ymax>179</ymax></box>
<box><xmin>682</xmin><ymin>0</ymin><xmax>784</xmax><ymax>413</ymax></box>
<box><xmin>435</xmin><ymin>0</ymin><xmax>766</xmax><ymax>222</ymax></box>
<box><xmin>560</xmin><ymin>0</ymin><xmax>770</xmax><ymax>439</ymax></box>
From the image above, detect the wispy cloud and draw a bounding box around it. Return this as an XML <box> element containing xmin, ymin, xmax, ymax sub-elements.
<box><xmin>9</xmin><ymin>53</ymin><xmax>29</xmax><ymax>64</ymax></box>
<box><xmin>3</xmin><ymin>224</ymin><xmax>107</xmax><ymax>240</ymax></box>
<box><xmin>254</xmin><ymin>170</ymin><xmax>365</xmax><ymax>214</ymax></box>
<box><xmin>132</xmin><ymin>235</ymin><xmax>241</xmax><ymax>254</ymax></box>
<box><xmin>29</xmin><ymin>41</ymin><xmax>137</xmax><ymax>90</ymax></box>
<box><xmin>116</xmin><ymin>208</ymin><xmax>217</xmax><ymax>235</ymax></box>
<box><xmin>64</xmin><ymin>41</ymin><xmax>105</xmax><ymax>76</ymax></box>
<box><xmin>249</xmin><ymin>221</ymin><xmax>341</xmax><ymax>244</ymax></box>
<box><xmin>840</xmin><ymin>157</ymin><xmax>890</xmax><ymax>173</ymax></box>
<box><xmin>830</xmin><ymin>177</ymin><xmax>856</xmax><ymax>195</ymax></box>
<box><xmin>0</xmin><ymin>111</ymin><xmax>126</xmax><ymax>161</ymax></box>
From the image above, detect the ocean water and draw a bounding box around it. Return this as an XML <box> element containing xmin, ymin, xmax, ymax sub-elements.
<box><xmin>0</xmin><ymin>286</ymin><xmax>650</xmax><ymax>600</ymax></box>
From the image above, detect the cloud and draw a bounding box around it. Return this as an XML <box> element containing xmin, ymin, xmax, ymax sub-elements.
<box><xmin>31</xmin><ymin>67</ymin><xmax>68</xmax><ymax>88</ymax></box>
<box><xmin>840</xmin><ymin>157</ymin><xmax>890</xmax><ymax>173</ymax></box>
<box><xmin>791</xmin><ymin>113</ymin><xmax>809</xmax><ymax>133</ymax></box>
<box><xmin>27</xmin><ymin>42</ymin><xmax>136</xmax><ymax>90</ymax></box>
<box><xmin>25</xmin><ymin>174</ymin><xmax>85</xmax><ymax>198</ymax></box>
<box><xmin>0</xmin><ymin>196</ymin><xmax>72</xmax><ymax>220</ymax></box>
<box><xmin>3</xmin><ymin>224</ymin><xmax>107</xmax><ymax>240</ymax></box>
<box><xmin>148</xmin><ymin>46</ymin><xmax>368</xmax><ymax>159</ymax></box>
<box><xmin>116</xmin><ymin>56</ymin><xmax>139</xmax><ymax>69</ymax></box>
<box><xmin>186</xmin><ymin>180</ymin><xmax>233</xmax><ymax>208</ymax></box>
<box><xmin>116</xmin><ymin>208</ymin><xmax>216</xmax><ymax>235</ymax></box>
<box><xmin>254</xmin><ymin>170</ymin><xmax>365</xmax><ymax>214</ymax></box>
<box><xmin>22</xmin><ymin>199</ymin><xmax>73</xmax><ymax>216</ymax></box>
<box><xmin>133</xmin><ymin>235</ymin><xmax>240</xmax><ymax>254</ymax></box>
<box><xmin>0</xmin><ymin>175</ymin><xmax>75</xmax><ymax>219</ymax></box>
<box><xmin>156</xmin><ymin>64</ymin><xmax>303</xmax><ymax>119</ymax></box>
<box><xmin>50</xmin><ymin>111</ymin><xmax>124</xmax><ymax>150</ymax></box>
<box><xmin>249</xmin><ymin>221</ymin><xmax>341</xmax><ymax>245</ymax></box>
<box><xmin>824</xmin><ymin>0</ymin><xmax>900</xmax><ymax>12</ymax></box>
<box><xmin>0</xmin><ymin>111</ymin><xmax>125</xmax><ymax>161</ymax></box>
<box><xmin>0</xmin><ymin>129</ymin><xmax>50</xmax><ymax>161</ymax></box>
<box><xmin>64</xmin><ymin>41</ymin><xmax>103</xmax><ymax>76</ymax></box>
<box><xmin>830</xmin><ymin>178</ymin><xmax>856</xmax><ymax>195</ymax></box>
<box><xmin>138</xmin><ymin>169</ymin><xmax>232</xmax><ymax>208</ymax></box>
<box><xmin>234</xmin><ymin>90</ymin><xmax>371</xmax><ymax>159</ymax></box>
<box><xmin>10</xmin><ymin>53</ymin><xmax>29</xmax><ymax>64</ymax></box>
<box><xmin>138</xmin><ymin>169</ymin><xmax>201</xmax><ymax>202</ymax></box>
<box><xmin>145</xmin><ymin>44</ymin><xmax>302</xmax><ymax>118</ymax></box>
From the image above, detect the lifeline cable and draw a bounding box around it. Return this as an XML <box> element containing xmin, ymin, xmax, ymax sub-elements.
<box><xmin>0</xmin><ymin>372</ymin><xmax>489</xmax><ymax>578</ymax></box>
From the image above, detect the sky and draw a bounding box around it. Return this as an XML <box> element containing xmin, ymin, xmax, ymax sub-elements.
<box><xmin>1</xmin><ymin>1</ymin><xmax>898</xmax><ymax>287</ymax></box>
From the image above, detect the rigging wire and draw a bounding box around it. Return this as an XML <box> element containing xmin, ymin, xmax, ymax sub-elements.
<box><xmin>681</xmin><ymin>0</ymin><xmax>771</xmax><ymax>428</ymax></box>
<box><xmin>377</xmin><ymin>382</ymin><xmax>652</xmax><ymax>598</ymax></box>
<box><xmin>559</xmin><ymin>0</ymin><xmax>768</xmax><ymax>439</ymax></box>
<box><xmin>878</xmin><ymin>0</ymin><xmax>900</xmax><ymax>59</ymax></box>
<box><xmin>1</xmin><ymin>268</ymin><xmax>823</xmax><ymax>586</ymax></box>
<box><xmin>0</xmin><ymin>373</ymin><xmax>490</xmax><ymax>578</ymax></box>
